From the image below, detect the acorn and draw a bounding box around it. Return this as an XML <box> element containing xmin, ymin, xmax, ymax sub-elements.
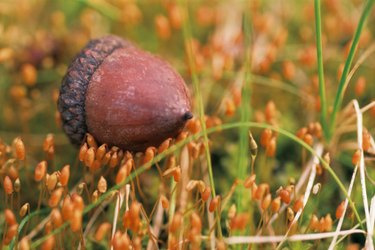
<box><xmin>58</xmin><ymin>35</ymin><xmax>192</xmax><ymax>152</ymax></box>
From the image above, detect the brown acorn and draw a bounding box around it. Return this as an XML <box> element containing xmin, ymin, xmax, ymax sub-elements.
<box><xmin>58</xmin><ymin>35</ymin><xmax>192</xmax><ymax>152</ymax></box>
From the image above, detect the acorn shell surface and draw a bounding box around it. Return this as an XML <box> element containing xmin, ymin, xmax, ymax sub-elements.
<box><xmin>58</xmin><ymin>36</ymin><xmax>191</xmax><ymax>152</ymax></box>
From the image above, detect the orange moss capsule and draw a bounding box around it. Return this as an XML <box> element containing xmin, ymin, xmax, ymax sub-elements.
<box><xmin>312</xmin><ymin>183</ymin><xmax>321</xmax><ymax>195</ymax></box>
<box><xmin>143</xmin><ymin>147</ymin><xmax>156</xmax><ymax>164</ymax></box>
<box><xmin>122</xmin><ymin>210</ymin><xmax>131</xmax><ymax>229</ymax></box>
<box><xmin>19</xmin><ymin>203</ymin><xmax>30</xmax><ymax>217</ymax></box>
<box><xmin>8</xmin><ymin>166</ymin><xmax>19</xmax><ymax>181</ymax></box>
<box><xmin>43</xmin><ymin>134</ymin><xmax>54</xmax><ymax>153</ymax></box>
<box><xmin>186</xmin><ymin>180</ymin><xmax>198</xmax><ymax>191</ymax></box>
<box><xmin>91</xmin><ymin>159</ymin><xmax>101</xmax><ymax>171</ymax></box>
<box><xmin>124</xmin><ymin>202</ymin><xmax>141</xmax><ymax>233</ymax></box>
<box><xmin>47</xmin><ymin>172</ymin><xmax>58</xmax><ymax>191</ymax></box>
<box><xmin>299</xmin><ymin>46</ymin><xmax>316</xmax><ymax>67</ymax></box>
<box><xmin>168</xmin><ymin>4</ymin><xmax>183</xmax><ymax>29</ymax></box>
<box><xmin>296</xmin><ymin>127</ymin><xmax>308</xmax><ymax>139</ymax></box>
<box><xmin>293</xmin><ymin>196</ymin><xmax>304</xmax><ymax>212</ymax></box>
<box><xmin>362</xmin><ymin>129</ymin><xmax>371</xmax><ymax>151</ymax></box>
<box><xmin>254</xmin><ymin>183</ymin><xmax>269</xmax><ymax>200</ymax></box>
<box><xmin>155</xmin><ymin>15</ymin><xmax>171</xmax><ymax>40</ymax></box>
<box><xmin>186</xmin><ymin>118</ymin><xmax>201</xmax><ymax>134</ymax></box>
<box><xmin>172</xmin><ymin>167</ymin><xmax>181</xmax><ymax>182</ymax></box>
<box><xmin>265</xmin><ymin>101</ymin><xmax>276</xmax><ymax>122</ymax></box>
<box><xmin>323</xmin><ymin>214</ymin><xmax>333</xmax><ymax>232</ymax></box>
<box><xmin>92</xmin><ymin>190</ymin><xmax>99</xmax><ymax>203</ymax></box>
<box><xmin>70</xmin><ymin>209</ymin><xmax>82</xmax><ymax>232</ymax></box>
<box><xmin>160</xmin><ymin>195</ymin><xmax>169</xmax><ymax>209</ymax></box>
<box><xmin>79</xmin><ymin>143</ymin><xmax>88</xmax><ymax>162</ymax></box>
<box><xmin>190</xmin><ymin>212</ymin><xmax>202</xmax><ymax>231</ymax></box>
<box><xmin>97</xmin><ymin>176</ymin><xmax>107</xmax><ymax>193</ymax></box>
<box><xmin>201</xmin><ymin>186</ymin><xmax>211</xmax><ymax>201</ymax></box>
<box><xmin>14</xmin><ymin>178</ymin><xmax>21</xmax><ymax>192</ymax></box>
<box><xmin>355</xmin><ymin>76</ymin><xmax>366</xmax><ymax>96</ymax></box>
<box><xmin>112</xmin><ymin>231</ymin><xmax>123</xmax><ymax>250</ymax></box>
<box><xmin>282</xmin><ymin>61</ymin><xmax>295</xmax><ymax>80</ymax></box>
<box><xmin>209</xmin><ymin>195</ymin><xmax>220</xmax><ymax>212</ymax></box>
<box><xmin>265</xmin><ymin>137</ymin><xmax>276</xmax><ymax>157</ymax></box>
<box><xmin>116</xmin><ymin>165</ymin><xmax>129</xmax><ymax>184</ymax></box>
<box><xmin>279</xmin><ymin>189</ymin><xmax>291</xmax><ymax>204</ymax></box>
<box><xmin>303</xmin><ymin>133</ymin><xmax>313</xmax><ymax>146</ymax></box>
<box><xmin>95</xmin><ymin>222</ymin><xmax>111</xmax><ymax>241</ymax></box>
<box><xmin>228</xmin><ymin>204</ymin><xmax>236</xmax><ymax>219</ymax></box>
<box><xmin>61</xmin><ymin>196</ymin><xmax>74</xmax><ymax>221</ymax></box>
<box><xmin>271</xmin><ymin>196</ymin><xmax>281</xmax><ymax>213</ymax></box>
<box><xmin>48</xmin><ymin>188</ymin><xmax>64</xmax><ymax>208</ymax></box>
<box><xmin>216</xmin><ymin>240</ymin><xmax>226</xmax><ymax>250</ymax></box>
<box><xmin>176</xmin><ymin>131</ymin><xmax>189</xmax><ymax>143</ymax></box>
<box><xmin>41</xmin><ymin>235</ymin><xmax>55</xmax><ymax>250</ymax></box>
<box><xmin>224</xmin><ymin>98</ymin><xmax>236</xmax><ymax>116</ymax></box>
<box><xmin>323</xmin><ymin>153</ymin><xmax>330</xmax><ymax>165</ymax></box>
<box><xmin>261</xmin><ymin>193</ymin><xmax>272</xmax><ymax>210</ymax></box>
<box><xmin>86</xmin><ymin>134</ymin><xmax>97</xmax><ymax>149</ymax></box>
<box><xmin>158</xmin><ymin>138</ymin><xmax>172</xmax><ymax>154</ymax></box>
<box><xmin>72</xmin><ymin>193</ymin><xmax>85</xmax><ymax>211</ymax></box>
<box><xmin>336</xmin><ymin>201</ymin><xmax>345</xmax><ymax>219</ymax></box>
<box><xmin>315</xmin><ymin>164</ymin><xmax>323</xmax><ymax>176</ymax></box>
<box><xmin>352</xmin><ymin>150</ymin><xmax>361</xmax><ymax>166</ymax></box>
<box><xmin>109</xmin><ymin>151</ymin><xmax>119</xmax><ymax>168</ymax></box>
<box><xmin>132</xmin><ymin>236</ymin><xmax>141</xmax><ymax>250</ymax></box>
<box><xmin>13</xmin><ymin>137</ymin><xmax>25</xmax><ymax>160</ymax></box>
<box><xmin>3</xmin><ymin>176</ymin><xmax>13</xmax><ymax>194</ymax></box>
<box><xmin>96</xmin><ymin>144</ymin><xmax>107</xmax><ymax>161</ymax></box>
<box><xmin>60</xmin><ymin>165</ymin><xmax>70</xmax><ymax>186</ymax></box>
<box><xmin>35</xmin><ymin>161</ymin><xmax>47</xmax><ymax>182</ymax></box>
<box><xmin>260</xmin><ymin>129</ymin><xmax>272</xmax><ymax>147</ymax></box>
<box><xmin>5</xmin><ymin>209</ymin><xmax>17</xmax><ymax>226</ymax></box>
<box><xmin>243</xmin><ymin>174</ymin><xmax>256</xmax><ymax>188</ymax></box>
<box><xmin>0</xmin><ymin>47</ymin><xmax>14</xmax><ymax>62</ymax></box>
<box><xmin>230</xmin><ymin>213</ymin><xmax>250</xmax><ymax>231</ymax></box>
<box><xmin>19</xmin><ymin>237</ymin><xmax>30</xmax><ymax>250</ymax></box>
<box><xmin>287</xmin><ymin>207</ymin><xmax>294</xmax><ymax>221</ymax></box>
<box><xmin>50</xmin><ymin>209</ymin><xmax>63</xmax><ymax>228</ymax></box>
<box><xmin>169</xmin><ymin>212</ymin><xmax>182</xmax><ymax>233</ymax></box>
<box><xmin>188</xmin><ymin>142</ymin><xmax>200</xmax><ymax>159</ymax></box>
<box><xmin>21</xmin><ymin>63</ymin><xmax>37</xmax><ymax>86</ymax></box>
<box><xmin>4</xmin><ymin>224</ymin><xmax>18</xmax><ymax>245</ymax></box>
<box><xmin>85</xmin><ymin>147</ymin><xmax>95</xmax><ymax>168</ymax></box>
<box><xmin>310</xmin><ymin>214</ymin><xmax>319</xmax><ymax>231</ymax></box>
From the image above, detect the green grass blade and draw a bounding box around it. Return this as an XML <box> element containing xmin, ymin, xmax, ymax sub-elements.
<box><xmin>314</xmin><ymin>0</ymin><xmax>328</xmax><ymax>139</ymax></box>
<box><xmin>236</xmin><ymin>4</ymin><xmax>252</xmax><ymax>213</ymax></box>
<box><xmin>178</xmin><ymin>0</ymin><xmax>223</xmax><ymax>238</ymax></box>
<box><xmin>329</xmin><ymin>0</ymin><xmax>375</xmax><ymax>137</ymax></box>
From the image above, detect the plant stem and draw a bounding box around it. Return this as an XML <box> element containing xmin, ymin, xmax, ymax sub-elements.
<box><xmin>236</xmin><ymin>3</ymin><xmax>252</xmax><ymax>213</ymax></box>
<box><xmin>329</xmin><ymin>0</ymin><xmax>375</xmax><ymax>137</ymax></box>
<box><xmin>178</xmin><ymin>0</ymin><xmax>222</xmax><ymax>238</ymax></box>
<box><xmin>313</xmin><ymin>0</ymin><xmax>328</xmax><ymax>139</ymax></box>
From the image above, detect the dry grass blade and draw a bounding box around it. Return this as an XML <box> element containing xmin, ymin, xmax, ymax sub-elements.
<box><xmin>352</xmin><ymin>100</ymin><xmax>372</xmax><ymax>249</ymax></box>
<box><xmin>328</xmin><ymin>165</ymin><xmax>358</xmax><ymax>249</ymax></box>
<box><xmin>276</xmin><ymin>144</ymin><xmax>323</xmax><ymax>249</ymax></box>
<box><xmin>224</xmin><ymin>229</ymin><xmax>366</xmax><ymax>244</ymax></box>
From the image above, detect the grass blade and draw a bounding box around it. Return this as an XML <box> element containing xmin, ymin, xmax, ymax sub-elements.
<box><xmin>236</xmin><ymin>2</ymin><xmax>252</xmax><ymax>213</ymax></box>
<box><xmin>178</xmin><ymin>0</ymin><xmax>222</xmax><ymax>239</ymax></box>
<box><xmin>329</xmin><ymin>0</ymin><xmax>375</xmax><ymax>137</ymax></box>
<box><xmin>313</xmin><ymin>0</ymin><xmax>328</xmax><ymax>139</ymax></box>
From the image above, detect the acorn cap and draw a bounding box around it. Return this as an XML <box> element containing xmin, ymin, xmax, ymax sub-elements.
<box><xmin>58</xmin><ymin>36</ymin><xmax>130</xmax><ymax>145</ymax></box>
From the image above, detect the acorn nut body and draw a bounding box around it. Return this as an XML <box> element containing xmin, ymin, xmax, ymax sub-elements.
<box><xmin>58</xmin><ymin>35</ymin><xmax>192</xmax><ymax>152</ymax></box>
